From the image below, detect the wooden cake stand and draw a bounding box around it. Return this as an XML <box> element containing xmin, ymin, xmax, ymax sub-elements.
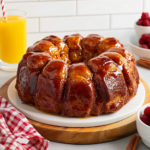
<box><xmin>0</xmin><ymin>77</ymin><xmax>150</xmax><ymax>144</ymax></box>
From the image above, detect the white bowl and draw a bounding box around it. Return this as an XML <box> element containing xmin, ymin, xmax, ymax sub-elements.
<box><xmin>134</xmin><ymin>22</ymin><xmax>150</xmax><ymax>39</ymax></box>
<box><xmin>129</xmin><ymin>34</ymin><xmax>150</xmax><ymax>59</ymax></box>
<box><xmin>136</xmin><ymin>103</ymin><xmax>150</xmax><ymax>148</ymax></box>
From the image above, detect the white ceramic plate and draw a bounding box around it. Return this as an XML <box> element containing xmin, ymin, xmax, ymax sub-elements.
<box><xmin>8</xmin><ymin>79</ymin><xmax>145</xmax><ymax>127</ymax></box>
<box><xmin>129</xmin><ymin>34</ymin><xmax>150</xmax><ymax>59</ymax></box>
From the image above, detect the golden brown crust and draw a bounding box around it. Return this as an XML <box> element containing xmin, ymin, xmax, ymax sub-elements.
<box><xmin>81</xmin><ymin>34</ymin><xmax>104</xmax><ymax>62</ymax></box>
<box><xmin>43</xmin><ymin>35</ymin><xmax>70</xmax><ymax>64</ymax></box>
<box><xmin>97</xmin><ymin>37</ymin><xmax>124</xmax><ymax>55</ymax></box>
<box><xmin>68</xmin><ymin>63</ymin><xmax>92</xmax><ymax>80</ymax></box>
<box><xmin>63</xmin><ymin>34</ymin><xmax>83</xmax><ymax>63</ymax></box>
<box><xmin>63</xmin><ymin>63</ymin><xmax>96</xmax><ymax>117</ymax></box>
<box><xmin>100</xmin><ymin>52</ymin><xmax>139</xmax><ymax>98</ymax></box>
<box><xmin>35</xmin><ymin>60</ymin><xmax>68</xmax><ymax>113</ymax></box>
<box><xmin>88</xmin><ymin>56</ymin><xmax>128</xmax><ymax>115</ymax></box>
<box><xmin>16</xmin><ymin>53</ymin><xmax>51</xmax><ymax>104</ymax></box>
<box><xmin>18</xmin><ymin>66</ymin><xmax>41</xmax><ymax>104</ymax></box>
<box><xmin>27</xmin><ymin>53</ymin><xmax>51</xmax><ymax>69</ymax></box>
<box><xmin>27</xmin><ymin>40</ymin><xmax>60</xmax><ymax>60</ymax></box>
<box><xmin>63</xmin><ymin>77</ymin><xmax>96</xmax><ymax>117</ymax></box>
<box><xmin>107</xmin><ymin>48</ymin><xmax>135</xmax><ymax>64</ymax></box>
<box><xmin>42</xmin><ymin>59</ymin><xmax>68</xmax><ymax>80</ymax></box>
<box><xmin>15</xmin><ymin>52</ymin><xmax>34</xmax><ymax>90</ymax></box>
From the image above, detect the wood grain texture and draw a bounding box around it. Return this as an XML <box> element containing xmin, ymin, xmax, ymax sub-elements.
<box><xmin>0</xmin><ymin>77</ymin><xmax>150</xmax><ymax>144</ymax></box>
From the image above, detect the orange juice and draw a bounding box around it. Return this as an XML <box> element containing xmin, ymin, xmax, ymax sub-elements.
<box><xmin>0</xmin><ymin>15</ymin><xmax>27</xmax><ymax>63</ymax></box>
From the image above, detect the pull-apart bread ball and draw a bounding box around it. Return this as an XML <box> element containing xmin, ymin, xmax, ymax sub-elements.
<box><xmin>97</xmin><ymin>37</ymin><xmax>124</xmax><ymax>55</ymax></box>
<box><xmin>35</xmin><ymin>60</ymin><xmax>68</xmax><ymax>114</ymax></box>
<box><xmin>17</xmin><ymin>53</ymin><xmax>51</xmax><ymax>104</ymax></box>
<box><xmin>43</xmin><ymin>35</ymin><xmax>70</xmax><ymax>64</ymax></box>
<box><xmin>63</xmin><ymin>34</ymin><xmax>83</xmax><ymax>63</ymax></box>
<box><xmin>81</xmin><ymin>34</ymin><xmax>104</xmax><ymax>62</ymax></box>
<box><xmin>27</xmin><ymin>40</ymin><xmax>60</xmax><ymax>60</ymax></box>
<box><xmin>87</xmin><ymin>56</ymin><xmax>128</xmax><ymax>115</ymax></box>
<box><xmin>63</xmin><ymin>63</ymin><xmax>96</xmax><ymax>117</ymax></box>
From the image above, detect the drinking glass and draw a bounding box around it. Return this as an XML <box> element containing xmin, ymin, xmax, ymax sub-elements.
<box><xmin>0</xmin><ymin>9</ymin><xmax>27</xmax><ymax>71</ymax></box>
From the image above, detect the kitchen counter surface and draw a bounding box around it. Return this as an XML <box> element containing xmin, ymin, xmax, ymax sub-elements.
<box><xmin>0</xmin><ymin>48</ymin><xmax>149</xmax><ymax>150</ymax></box>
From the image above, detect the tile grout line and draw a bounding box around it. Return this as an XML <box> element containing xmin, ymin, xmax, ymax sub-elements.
<box><xmin>25</xmin><ymin>13</ymin><xmax>144</xmax><ymax>19</ymax></box>
<box><xmin>27</xmin><ymin>28</ymin><xmax>134</xmax><ymax>34</ymax></box>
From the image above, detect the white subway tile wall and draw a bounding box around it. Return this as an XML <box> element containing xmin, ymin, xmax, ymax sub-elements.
<box><xmin>40</xmin><ymin>16</ymin><xmax>109</xmax><ymax>32</ymax></box>
<box><xmin>27</xmin><ymin>18</ymin><xmax>39</xmax><ymax>33</ymax></box>
<box><xmin>1</xmin><ymin>0</ymin><xmax>149</xmax><ymax>47</ymax></box>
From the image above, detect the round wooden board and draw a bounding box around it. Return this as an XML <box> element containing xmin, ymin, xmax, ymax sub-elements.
<box><xmin>0</xmin><ymin>77</ymin><xmax>150</xmax><ymax>144</ymax></box>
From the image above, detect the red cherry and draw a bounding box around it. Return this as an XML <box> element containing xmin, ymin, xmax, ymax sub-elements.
<box><xmin>143</xmin><ymin>20</ymin><xmax>150</xmax><ymax>26</ymax></box>
<box><xmin>148</xmin><ymin>17</ymin><xmax>150</xmax><ymax>22</ymax></box>
<box><xmin>144</xmin><ymin>106</ymin><xmax>150</xmax><ymax>116</ymax></box>
<box><xmin>141</xmin><ymin>44</ymin><xmax>148</xmax><ymax>49</ymax></box>
<box><xmin>141</xmin><ymin>34</ymin><xmax>148</xmax><ymax>40</ymax></box>
<box><xmin>140</xmin><ymin>114</ymin><xmax>150</xmax><ymax>125</ymax></box>
<box><xmin>146</xmin><ymin>36</ymin><xmax>150</xmax><ymax>43</ymax></box>
<box><xmin>139</xmin><ymin>38</ymin><xmax>145</xmax><ymax>45</ymax></box>
<box><xmin>141</xmin><ymin>12</ymin><xmax>149</xmax><ymax>19</ymax></box>
<box><xmin>137</xmin><ymin>19</ymin><xmax>143</xmax><ymax>25</ymax></box>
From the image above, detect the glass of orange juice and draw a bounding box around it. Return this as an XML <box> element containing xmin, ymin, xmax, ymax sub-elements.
<box><xmin>0</xmin><ymin>9</ymin><xmax>27</xmax><ymax>71</ymax></box>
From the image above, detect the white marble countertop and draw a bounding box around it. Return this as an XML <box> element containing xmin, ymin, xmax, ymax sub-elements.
<box><xmin>0</xmin><ymin>48</ymin><xmax>149</xmax><ymax>150</ymax></box>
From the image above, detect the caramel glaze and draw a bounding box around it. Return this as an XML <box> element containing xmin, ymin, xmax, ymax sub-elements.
<box><xmin>63</xmin><ymin>34</ymin><xmax>83</xmax><ymax>63</ymax></box>
<box><xmin>68</xmin><ymin>62</ymin><xmax>92</xmax><ymax>80</ymax></box>
<box><xmin>35</xmin><ymin>59</ymin><xmax>68</xmax><ymax>114</ymax></box>
<box><xmin>88</xmin><ymin>56</ymin><xmax>128</xmax><ymax>115</ymax></box>
<box><xmin>81</xmin><ymin>34</ymin><xmax>104</xmax><ymax>63</ymax></box>
<box><xmin>63</xmin><ymin>63</ymin><xmax>96</xmax><ymax>117</ymax></box>
<box><xmin>107</xmin><ymin>48</ymin><xmax>135</xmax><ymax>64</ymax></box>
<box><xmin>18</xmin><ymin>67</ymin><xmax>40</xmax><ymax>104</ymax></box>
<box><xmin>106</xmin><ymin>48</ymin><xmax>139</xmax><ymax>87</ymax></box>
<box><xmin>100</xmin><ymin>52</ymin><xmax>139</xmax><ymax>98</ymax></box>
<box><xmin>97</xmin><ymin>37</ymin><xmax>124</xmax><ymax>55</ymax></box>
<box><xmin>17</xmin><ymin>53</ymin><xmax>51</xmax><ymax>104</ymax></box>
<box><xmin>43</xmin><ymin>35</ymin><xmax>70</xmax><ymax>64</ymax></box>
<box><xmin>27</xmin><ymin>40</ymin><xmax>60</xmax><ymax>60</ymax></box>
<box><xmin>16</xmin><ymin>34</ymin><xmax>140</xmax><ymax>117</ymax></box>
<box><xmin>16</xmin><ymin>52</ymin><xmax>34</xmax><ymax>90</ymax></box>
<box><xmin>27</xmin><ymin>53</ymin><xmax>51</xmax><ymax>69</ymax></box>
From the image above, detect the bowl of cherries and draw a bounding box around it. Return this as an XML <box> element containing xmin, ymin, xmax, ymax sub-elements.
<box><xmin>129</xmin><ymin>34</ymin><xmax>150</xmax><ymax>59</ymax></box>
<box><xmin>135</xmin><ymin>12</ymin><xmax>150</xmax><ymax>38</ymax></box>
<box><xmin>137</xmin><ymin>103</ymin><xmax>150</xmax><ymax>148</ymax></box>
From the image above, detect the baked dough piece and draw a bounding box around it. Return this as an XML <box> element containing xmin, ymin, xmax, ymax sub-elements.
<box><xmin>82</xmin><ymin>34</ymin><xmax>104</xmax><ymax>62</ymax></box>
<box><xmin>27</xmin><ymin>40</ymin><xmax>60</xmax><ymax>60</ymax></box>
<box><xmin>107</xmin><ymin>48</ymin><xmax>135</xmax><ymax>64</ymax></box>
<box><xmin>63</xmin><ymin>34</ymin><xmax>83</xmax><ymax>63</ymax></box>
<box><xmin>88</xmin><ymin>56</ymin><xmax>128</xmax><ymax>115</ymax></box>
<box><xmin>43</xmin><ymin>35</ymin><xmax>70</xmax><ymax>64</ymax></box>
<box><xmin>97</xmin><ymin>37</ymin><xmax>124</xmax><ymax>55</ymax></box>
<box><xmin>63</xmin><ymin>63</ymin><xmax>96</xmax><ymax>117</ymax></box>
<box><xmin>35</xmin><ymin>60</ymin><xmax>68</xmax><ymax>114</ymax></box>
<box><xmin>100</xmin><ymin>52</ymin><xmax>139</xmax><ymax>99</ymax></box>
<box><xmin>17</xmin><ymin>53</ymin><xmax>50</xmax><ymax>104</ymax></box>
